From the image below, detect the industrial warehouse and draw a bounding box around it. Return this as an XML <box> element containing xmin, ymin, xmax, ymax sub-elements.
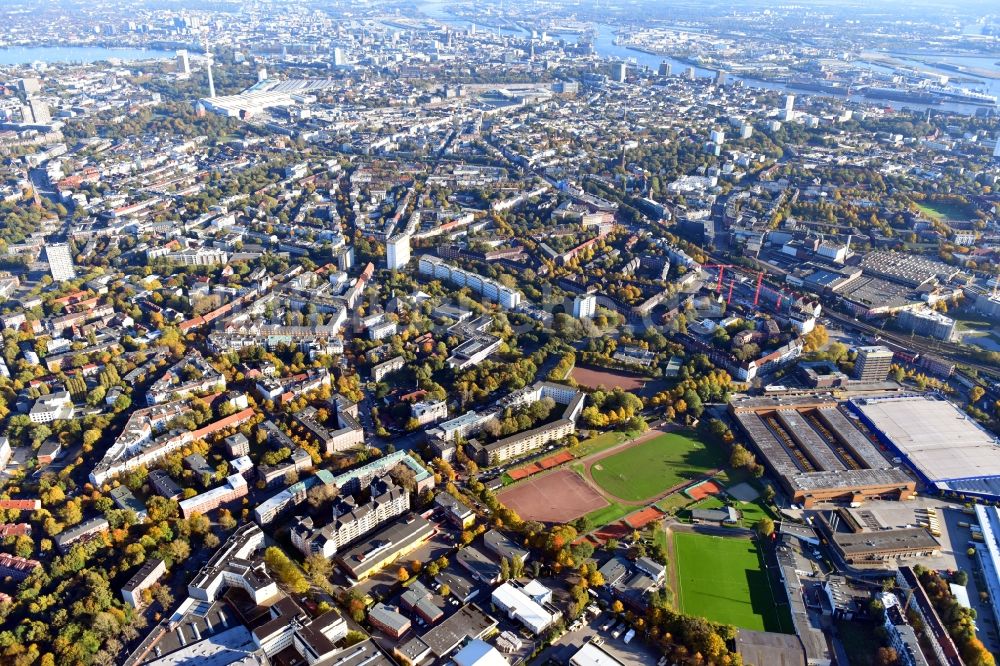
<box><xmin>850</xmin><ymin>394</ymin><xmax>1000</xmax><ymax>500</ymax></box>
<box><xmin>729</xmin><ymin>393</ymin><xmax>916</xmax><ymax>507</ymax></box>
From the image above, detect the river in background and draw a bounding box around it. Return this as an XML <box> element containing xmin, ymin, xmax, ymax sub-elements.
<box><xmin>415</xmin><ymin>0</ymin><xmax>997</xmax><ymax>116</ymax></box>
<box><xmin>0</xmin><ymin>45</ymin><xmax>175</xmax><ymax>66</ymax></box>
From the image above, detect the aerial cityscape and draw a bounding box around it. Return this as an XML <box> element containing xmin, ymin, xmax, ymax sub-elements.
<box><xmin>0</xmin><ymin>0</ymin><xmax>999</xmax><ymax>664</ymax></box>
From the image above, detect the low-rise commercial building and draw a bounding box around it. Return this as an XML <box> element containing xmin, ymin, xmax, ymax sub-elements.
<box><xmin>368</xmin><ymin>603</ymin><xmax>411</xmax><ymax>639</ymax></box>
<box><xmin>815</xmin><ymin>512</ymin><xmax>940</xmax><ymax>567</ymax></box>
<box><xmin>434</xmin><ymin>492</ymin><xmax>475</xmax><ymax>529</ymax></box>
<box><xmin>729</xmin><ymin>394</ymin><xmax>914</xmax><ymax>507</ymax></box>
<box><xmin>491</xmin><ymin>581</ymin><xmax>561</xmax><ymax>635</ymax></box>
<box><xmin>420</xmin><ymin>605</ymin><xmax>498</xmax><ymax>660</ymax></box>
<box><xmin>335</xmin><ymin>514</ymin><xmax>435</xmax><ymax>583</ymax></box>
<box><xmin>456</xmin><ymin>546</ymin><xmax>501</xmax><ymax>584</ymax></box>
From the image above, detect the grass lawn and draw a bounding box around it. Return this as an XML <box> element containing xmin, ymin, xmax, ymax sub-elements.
<box><xmin>653</xmin><ymin>523</ymin><xmax>669</xmax><ymax>552</ymax></box>
<box><xmin>655</xmin><ymin>493</ymin><xmax>693</xmax><ymax>514</ymax></box>
<box><xmin>673</xmin><ymin>532</ymin><xmax>790</xmax><ymax>632</ymax></box>
<box><xmin>953</xmin><ymin>310</ymin><xmax>995</xmax><ymax>331</ymax></box>
<box><xmin>916</xmin><ymin>200</ymin><xmax>976</xmax><ymax>222</ymax></box>
<box><xmin>680</xmin><ymin>495</ymin><xmax>776</xmax><ymax>526</ymax></box>
<box><xmin>584</xmin><ymin>501</ymin><xmax>633</xmax><ymax>527</ymax></box>
<box><xmin>574</xmin><ymin>431</ymin><xmax>628</xmax><ymax>458</ymax></box>
<box><xmin>590</xmin><ymin>431</ymin><xmax>725</xmax><ymax>502</ymax></box>
<box><xmin>957</xmin><ymin>319</ymin><xmax>993</xmax><ymax>332</ymax></box>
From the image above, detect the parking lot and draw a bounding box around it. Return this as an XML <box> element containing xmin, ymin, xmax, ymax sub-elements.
<box><xmin>533</xmin><ymin>611</ymin><xmax>663</xmax><ymax>666</ymax></box>
<box><xmin>0</xmin><ymin>445</ymin><xmax>33</xmax><ymax>482</ymax></box>
<box><xmin>834</xmin><ymin>496</ymin><xmax>1000</xmax><ymax>655</ymax></box>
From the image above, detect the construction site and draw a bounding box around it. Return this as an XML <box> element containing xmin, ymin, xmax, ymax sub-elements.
<box><xmin>729</xmin><ymin>393</ymin><xmax>917</xmax><ymax>507</ymax></box>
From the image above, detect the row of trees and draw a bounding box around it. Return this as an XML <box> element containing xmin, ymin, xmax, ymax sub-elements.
<box><xmin>915</xmin><ymin>566</ymin><xmax>994</xmax><ymax>666</ymax></box>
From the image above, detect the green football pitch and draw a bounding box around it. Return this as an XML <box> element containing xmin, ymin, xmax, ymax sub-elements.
<box><xmin>589</xmin><ymin>431</ymin><xmax>724</xmax><ymax>502</ymax></box>
<box><xmin>673</xmin><ymin>532</ymin><xmax>792</xmax><ymax>632</ymax></box>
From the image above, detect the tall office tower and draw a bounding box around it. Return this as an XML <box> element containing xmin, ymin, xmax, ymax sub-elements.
<box><xmin>386</xmin><ymin>233</ymin><xmax>411</xmax><ymax>271</ymax></box>
<box><xmin>334</xmin><ymin>47</ymin><xmax>346</xmax><ymax>66</ymax></box>
<box><xmin>685</xmin><ymin>66</ymin><xmax>696</xmax><ymax>80</ymax></box>
<box><xmin>612</xmin><ymin>62</ymin><xmax>627</xmax><ymax>83</ymax></box>
<box><xmin>176</xmin><ymin>49</ymin><xmax>190</xmax><ymax>75</ymax></box>
<box><xmin>19</xmin><ymin>104</ymin><xmax>34</xmax><ymax>123</ymax></box>
<box><xmin>17</xmin><ymin>77</ymin><xmax>41</xmax><ymax>94</ymax></box>
<box><xmin>714</xmin><ymin>70</ymin><xmax>728</xmax><ymax>86</ymax></box>
<box><xmin>257</xmin><ymin>68</ymin><xmax>268</xmax><ymax>83</ymax></box>
<box><xmin>658</xmin><ymin>61</ymin><xmax>672</xmax><ymax>77</ymax></box>
<box><xmin>853</xmin><ymin>346</ymin><xmax>894</xmax><ymax>382</ymax></box>
<box><xmin>709</xmin><ymin>129</ymin><xmax>726</xmax><ymax>145</ymax></box>
<box><xmin>28</xmin><ymin>99</ymin><xmax>50</xmax><ymax>124</ymax></box>
<box><xmin>45</xmin><ymin>243</ymin><xmax>77</xmax><ymax>282</ymax></box>
<box><xmin>740</xmin><ymin>123</ymin><xmax>753</xmax><ymax>139</ymax></box>
<box><xmin>572</xmin><ymin>294</ymin><xmax>596</xmax><ymax>319</ymax></box>
<box><xmin>994</xmin><ymin>134</ymin><xmax>1000</xmax><ymax>162</ymax></box>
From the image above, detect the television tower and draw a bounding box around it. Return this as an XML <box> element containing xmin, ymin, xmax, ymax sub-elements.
<box><xmin>203</xmin><ymin>32</ymin><xmax>216</xmax><ymax>98</ymax></box>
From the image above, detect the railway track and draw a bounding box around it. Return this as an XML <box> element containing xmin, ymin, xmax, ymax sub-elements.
<box><xmin>824</xmin><ymin>310</ymin><xmax>1000</xmax><ymax>379</ymax></box>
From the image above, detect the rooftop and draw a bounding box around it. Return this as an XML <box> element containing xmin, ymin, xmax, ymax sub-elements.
<box><xmin>420</xmin><ymin>604</ymin><xmax>498</xmax><ymax>658</ymax></box>
<box><xmin>852</xmin><ymin>394</ymin><xmax>1000</xmax><ymax>483</ymax></box>
<box><xmin>145</xmin><ymin>625</ymin><xmax>263</xmax><ymax>666</ymax></box>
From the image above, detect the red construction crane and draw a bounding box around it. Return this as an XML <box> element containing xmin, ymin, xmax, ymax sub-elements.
<box><xmin>752</xmin><ymin>272</ymin><xmax>793</xmax><ymax>311</ymax></box>
<box><xmin>701</xmin><ymin>264</ymin><xmax>733</xmax><ymax>293</ymax></box>
<box><xmin>727</xmin><ymin>278</ymin><xmax>735</xmax><ymax>305</ymax></box>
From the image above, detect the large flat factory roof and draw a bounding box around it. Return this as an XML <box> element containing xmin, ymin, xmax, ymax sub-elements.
<box><xmin>851</xmin><ymin>395</ymin><xmax>1000</xmax><ymax>483</ymax></box>
<box><xmin>788</xmin><ymin>468</ymin><xmax>914</xmax><ymax>492</ymax></box>
<box><xmin>730</xmin><ymin>392</ymin><xmax>915</xmax><ymax>506</ymax></box>
<box><xmin>815</xmin><ymin>407</ymin><xmax>890</xmax><ymax>470</ymax></box>
<box><xmin>730</xmin><ymin>393</ymin><xmax>839</xmax><ymax>413</ymax></box>
<box><xmin>828</xmin><ymin>527</ymin><xmax>940</xmax><ymax>556</ymax></box>
<box><xmin>776</xmin><ymin>410</ymin><xmax>846</xmax><ymax>472</ymax></box>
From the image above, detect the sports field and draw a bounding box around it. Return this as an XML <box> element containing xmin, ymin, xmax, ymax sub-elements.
<box><xmin>673</xmin><ymin>532</ymin><xmax>789</xmax><ymax>632</ymax></box>
<box><xmin>570</xmin><ymin>366</ymin><xmax>646</xmax><ymax>390</ymax></box>
<box><xmin>916</xmin><ymin>200</ymin><xmax>976</xmax><ymax>222</ymax></box>
<box><xmin>683</xmin><ymin>495</ymin><xmax>776</xmax><ymax>526</ymax></box>
<box><xmin>589</xmin><ymin>431</ymin><xmax>724</xmax><ymax>502</ymax></box>
<box><xmin>498</xmin><ymin>469</ymin><xmax>607</xmax><ymax>523</ymax></box>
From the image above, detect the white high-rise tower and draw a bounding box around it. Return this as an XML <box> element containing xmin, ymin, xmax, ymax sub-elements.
<box><xmin>386</xmin><ymin>233</ymin><xmax>411</xmax><ymax>271</ymax></box>
<box><xmin>203</xmin><ymin>34</ymin><xmax>216</xmax><ymax>98</ymax></box>
<box><xmin>206</xmin><ymin>56</ymin><xmax>216</xmax><ymax>98</ymax></box>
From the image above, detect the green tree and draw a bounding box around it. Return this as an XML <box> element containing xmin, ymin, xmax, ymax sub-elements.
<box><xmin>264</xmin><ymin>546</ymin><xmax>309</xmax><ymax>594</ymax></box>
<box><xmin>754</xmin><ymin>517</ymin><xmax>775</xmax><ymax>539</ymax></box>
